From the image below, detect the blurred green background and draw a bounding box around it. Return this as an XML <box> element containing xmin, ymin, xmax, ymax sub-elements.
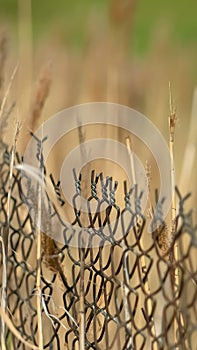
<box><xmin>0</xmin><ymin>0</ymin><xmax>197</xmax><ymax>54</ymax></box>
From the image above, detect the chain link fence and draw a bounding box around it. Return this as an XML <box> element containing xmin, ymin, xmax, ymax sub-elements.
<box><xmin>0</xmin><ymin>140</ymin><xmax>197</xmax><ymax>349</ymax></box>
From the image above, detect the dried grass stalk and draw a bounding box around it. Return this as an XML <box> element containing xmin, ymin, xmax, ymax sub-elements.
<box><xmin>30</xmin><ymin>63</ymin><xmax>51</xmax><ymax>130</ymax></box>
<box><xmin>0</xmin><ymin>65</ymin><xmax>18</xmax><ymax>133</ymax></box>
<box><xmin>79</xmin><ymin>248</ymin><xmax>85</xmax><ymax>350</ymax></box>
<box><xmin>168</xmin><ymin>82</ymin><xmax>179</xmax><ymax>346</ymax></box>
<box><xmin>126</xmin><ymin>137</ymin><xmax>156</xmax><ymax>340</ymax></box>
<box><xmin>0</xmin><ymin>121</ymin><xmax>20</xmax><ymax>349</ymax></box>
<box><xmin>0</xmin><ymin>230</ymin><xmax>8</xmax><ymax>350</ymax></box>
<box><xmin>0</xmin><ymin>304</ymin><xmax>39</xmax><ymax>350</ymax></box>
<box><xmin>18</xmin><ymin>0</ymin><xmax>33</xmax><ymax>117</ymax></box>
<box><xmin>0</xmin><ymin>32</ymin><xmax>7</xmax><ymax>90</ymax></box>
<box><xmin>35</xmin><ymin>130</ymin><xmax>44</xmax><ymax>349</ymax></box>
<box><xmin>169</xmin><ymin>82</ymin><xmax>176</xmax><ymax>237</ymax></box>
<box><xmin>179</xmin><ymin>87</ymin><xmax>197</xmax><ymax>192</ymax></box>
<box><xmin>77</xmin><ymin>124</ymin><xmax>89</xmax><ymax>350</ymax></box>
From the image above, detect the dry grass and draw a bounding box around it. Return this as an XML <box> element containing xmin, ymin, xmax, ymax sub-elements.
<box><xmin>0</xmin><ymin>2</ymin><xmax>196</xmax><ymax>348</ymax></box>
<box><xmin>0</xmin><ymin>32</ymin><xmax>7</xmax><ymax>90</ymax></box>
<box><xmin>0</xmin><ymin>120</ymin><xmax>20</xmax><ymax>350</ymax></box>
<box><xmin>30</xmin><ymin>63</ymin><xmax>51</xmax><ymax>131</ymax></box>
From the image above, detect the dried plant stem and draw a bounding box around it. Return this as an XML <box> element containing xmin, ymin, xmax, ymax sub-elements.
<box><xmin>126</xmin><ymin>137</ymin><xmax>156</xmax><ymax>338</ymax></box>
<box><xmin>168</xmin><ymin>83</ymin><xmax>178</xmax><ymax>346</ymax></box>
<box><xmin>7</xmin><ymin>122</ymin><xmax>20</xmax><ymax>223</ymax></box>
<box><xmin>79</xmin><ymin>247</ymin><xmax>85</xmax><ymax>350</ymax></box>
<box><xmin>145</xmin><ymin>162</ymin><xmax>153</xmax><ymax>220</ymax></box>
<box><xmin>77</xmin><ymin>124</ymin><xmax>92</xmax><ymax>350</ymax></box>
<box><xmin>41</xmin><ymin>296</ymin><xmax>67</xmax><ymax>331</ymax></box>
<box><xmin>0</xmin><ymin>232</ymin><xmax>7</xmax><ymax>350</ymax></box>
<box><xmin>30</xmin><ymin>63</ymin><xmax>51</xmax><ymax>130</ymax></box>
<box><xmin>0</xmin><ymin>32</ymin><xmax>7</xmax><ymax>91</ymax></box>
<box><xmin>0</xmin><ymin>65</ymin><xmax>18</xmax><ymax>120</ymax></box>
<box><xmin>121</xmin><ymin>252</ymin><xmax>133</xmax><ymax>348</ymax></box>
<box><xmin>0</xmin><ymin>305</ymin><xmax>39</xmax><ymax>350</ymax></box>
<box><xmin>0</xmin><ymin>122</ymin><xmax>20</xmax><ymax>349</ymax></box>
<box><xmin>178</xmin><ymin>90</ymin><xmax>197</xmax><ymax>347</ymax></box>
<box><xmin>36</xmin><ymin>208</ymin><xmax>44</xmax><ymax>349</ymax></box>
<box><xmin>35</xmin><ymin>131</ymin><xmax>44</xmax><ymax>349</ymax></box>
<box><xmin>121</xmin><ymin>138</ymin><xmax>135</xmax><ymax>345</ymax></box>
<box><xmin>124</xmin><ymin>138</ymin><xmax>136</xmax><ymax>346</ymax></box>
<box><xmin>18</xmin><ymin>0</ymin><xmax>33</xmax><ymax>117</ymax></box>
<box><xmin>169</xmin><ymin>83</ymin><xmax>176</xmax><ymax>233</ymax></box>
<box><xmin>126</xmin><ymin>137</ymin><xmax>136</xmax><ymax>185</ymax></box>
<box><xmin>179</xmin><ymin>87</ymin><xmax>197</xmax><ymax>192</ymax></box>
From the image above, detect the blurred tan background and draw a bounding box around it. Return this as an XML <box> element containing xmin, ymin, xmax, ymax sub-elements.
<box><xmin>0</xmin><ymin>0</ymin><xmax>196</xmax><ymax>217</ymax></box>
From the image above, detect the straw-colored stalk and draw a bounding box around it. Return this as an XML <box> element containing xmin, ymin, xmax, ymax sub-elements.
<box><xmin>0</xmin><ymin>65</ymin><xmax>18</xmax><ymax>121</ymax></box>
<box><xmin>121</xmin><ymin>251</ymin><xmax>133</xmax><ymax>348</ymax></box>
<box><xmin>35</xmin><ymin>127</ymin><xmax>44</xmax><ymax>349</ymax></box>
<box><xmin>126</xmin><ymin>137</ymin><xmax>156</xmax><ymax>340</ymax></box>
<box><xmin>168</xmin><ymin>82</ymin><xmax>179</xmax><ymax>346</ymax></box>
<box><xmin>0</xmin><ymin>305</ymin><xmax>39</xmax><ymax>350</ymax></box>
<box><xmin>119</xmin><ymin>139</ymin><xmax>134</xmax><ymax>348</ymax></box>
<box><xmin>0</xmin><ymin>230</ymin><xmax>8</xmax><ymax>350</ymax></box>
<box><xmin>169</xmin><ymin>83</ymin><xmax>176</xmax><ymax>235</ymax></box>
<box><xmin>179</xmin><ymin>89</ymin><xmax>197</xmax><ymax>346</ymax></box>
<box><xmin>0</xmin><ymin>121</ymin><xmax>20</xmax><ymax>350</ymax></box>
<box><xmin>30</xmin><ymin>63</ymin><xmax>51</xmax><ymax>131</ymax></box>
<box><xmin>79</xmin><ymin>248</ymin><xmax>85</xmax><ymax>350</ymax></box>
<box><xmin>179</xmin><ymin>87</ymin><xmax>197</xmax><ymax>193</ymax></box>
<box><xmin>36</xmin><ymin>196</ymin><xmax>44</xmax><ymax>349</ymax></box>
<box><xmin>77</xmin><ymin>124</ymin><xmax>89</xmax><ymax>350</ymax></box>
<box><xmin>18</xmin><ymin>0</ymin><xmax>33</xmax><ymax>119</ymax></box>
<box><xmin>0</xmin><ymin>32</ymin><xmax>7</xmax><ymax>90</ymax></box>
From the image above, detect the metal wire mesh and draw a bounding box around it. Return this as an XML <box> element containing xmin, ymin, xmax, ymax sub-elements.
<box><xmin>0</xmin><ymin>140</ymin><xmax>197</xmax><ymax>350</ymax></box>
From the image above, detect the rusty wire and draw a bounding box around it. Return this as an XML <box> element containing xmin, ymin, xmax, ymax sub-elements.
<box><xmin>0</xmin><ymin>141</ymin><xmax>197</xmax><ymax>350</ymax></box>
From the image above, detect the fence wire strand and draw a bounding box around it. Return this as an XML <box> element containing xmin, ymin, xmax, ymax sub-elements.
<box><xmin>0</xmin><ymin>142</ymin><xmax>197</xmax><ymax>350</ymax></box>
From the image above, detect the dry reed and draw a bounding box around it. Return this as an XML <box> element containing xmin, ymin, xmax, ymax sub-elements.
<box><xmin>0</xmin><ymin>305</ymin><xmax>39</xmax><ymax>350</ymax></box>
<box><xmin>179</xmin><ymin>88</ymin><xmax>197</xmax><ymax>193</ymax></box>
<box><xmin>168</xmin><ymin>82</ymin><xmax>179</xmax><ymax>347</ymax></box>
<box><xmin>0</xmin><ymin>3</ymin><xmax>196</xmax><ymax>348</ymax></box>
<box><xmin>30</xmin><ymin>63</ymin><xmax>51</xmax><ymax>131</ymax></box>
<box><xmin>126</xmin><ymin>136</ymin><xmax>156</xmax><ymax>339</ymax></box>
<box><xmin>0</xmin><ymin>65</ymin><xmax>18</xmax><ymax>126</ymax></box>
<box><xmin>35</xmin><ymin>126</ymin><xmax>45</xmax><ymax>349</ymax></box>
<box><xmin>0</xmin><ymin>32</ymin><xmax>7</xmax><ymax>90</ymax></box>
<box><xmin>18</xmin><ymin>0</ymin><xmax>33</xmax><ymax>118</ymax></box>
<box><xmin>0</xmin><ymin>121</ymin><xmax>20</xmax><ymax>349</ymax></box>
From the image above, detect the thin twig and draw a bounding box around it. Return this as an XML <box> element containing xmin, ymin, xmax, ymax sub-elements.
<box><xmin>0</xmin><ymin>32</ymin><xmax>7</xmax><ymax>90</ymax></box>
<box><xmin>0</xmin><ymin>304</ymin><xmax>39</xmax><ymax>350</ymax></box>
<box><xmin>0</xmin><ymin>121</ymin><xmax>20</xmax><ymax>349</ymax></box>
<box><xmin>39</xmin><ymin>293</ymin><xmax>78</xmax><ymax>328</ymax></box>
<box><xmin>126</xmin><ymin>136</ymin><xmax>156</xmax><ymax>339</ymax></box>
<box><xmin>58</xmin><ymin>306</ymin><xmax>78</xmax><ymax>328</ymax></box>
<box><xmin>30</xmin><ymin>62</ymin><xmax>51</xmax><ymax>130</ymax></box>
<box><xmin>168</xmin><ymin>82</ymin><xmax>178</xmax><ymax>347</ymax></box>
<box><xmin>0</xmin><ymin>65</ymin><xmax>18</xmax><ymax>121</ymax></box>
<box><xmin>79</xmin><ymin>248</ymin><xmax>85</xmax><ymax>350</ymax></box>
<box><xmin>18</xmin><ymin>0</ymin><xmax>33</xmax><ymax>117</ymax></box>
<box><xmin>126</xmin><ymin>137</ymin><xmax>136</xmax><ymax>185</ymax></box>
<box><xmin>77</xmin><ymin>123</ymin><xmax>88</xmax><ymax>350</ymax></box>
<box><xmin>41</xmin><ymin>296</ymin><xmax>67</xmax><ymax>331</ymax></box>
<box><xmin>179</xmin><ymin>87</ymin><xmax>197</xmax><ymax>192</ymax></box>
<box><xmin>0</xmin><ymin>232</ymin><xmax>7</xmax><ymax>350</ymax></box>
<box><xmin>35</xmin><ymin>126</ymin><xmax>44</xmax><ymax>349</ymax></box>
<box><xmin>169</xmin><ymin>82</ymin><xmax>176</xmax><ymax>235</ymax></box>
